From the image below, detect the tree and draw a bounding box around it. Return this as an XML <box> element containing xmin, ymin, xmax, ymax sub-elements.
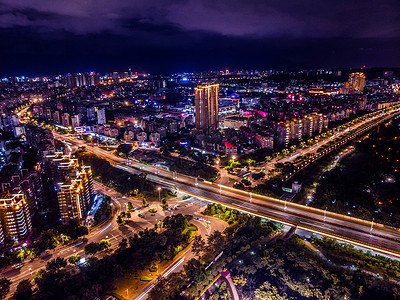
<box><xmin>68</xmin><ymin>254</ymin><xmax>80</xmax><ymax>265</ymax></box>
<box><xmin>34</xmin><ymin>269</ymin><xmax>46</xmax><ymax>280</ymax></box>
<box><xmin>241</xmin><ymin>178</ymin><xmax>251</xmax><ymax>186</ymax></box>
<box><xmin>14</xmin><ymin>279</ymin><xmax>32</xmax><ymax>300</ymax></box>
<box><xmin>99</xmin><ymin>239</ymin><xmax>111</xmax><ymax>250</ymax></box>
<box><xmin>119</xmin><ymin>211</ymin><xmax>126</xmax><ymax>218</ymax></box>
<box><xmin>117</xmin><ymin>144</ymin><xmax>132</xmax><ymax>157</ymax></box>
<box><xmin>192</xmin><ymin>236</ymin><xmax>205</xmax><ymax>256</ymax></box>
<box><xmin>59</xmin><ymin>234</ymin><xmax>71</xmax><ymax>244</ymax></box>
<box><xmin>126</xmin><ymin>212</ymin><xmax>131</xmax><ymax>219</ymax></box>
<box><xmin>232</xmin><ymin>275</ymin><xmax>247</xmax><ymax>287</ymax></box>
<box><xmin>143</xmin><ymin>198</ymin><xmax>147</xmax><ymax>207</ymax></box>
<box><xmin>85</xmin><ymin>242</ymin><xmax>101</xmax><ymax>255</ymax></box>
<box><xmin>16</xmin><ymin>249</ymin><xmax>25</xmax><ymax>262</ymax></box>
<box><xmin>46</xmin><ymin>257</ymin><xmax>67</xmax><ymax>271</ymax></box>
<box><xmin>119</xmin><ymin>238</ymin><xmax>127</xmax><ymax>248</ymax></box>
<box><xmin>127</xmin><ymin>202</ymin><xmax>133</xmax><ymax>211</ymax></box>
<box><xmin>0</xmin><ymin>277</ymin><xmax>11</xmax><ymax>299</ymax></box>
<box><xmin>116</xmin><ymin>215</ymin><xmax>124</xmax><ymax>225</ymax></box>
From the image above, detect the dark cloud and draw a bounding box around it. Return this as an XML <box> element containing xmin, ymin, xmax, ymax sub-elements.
<box><xmin>0</xmin><ymin>0</ymin><xmax>399</xmax><ymax>37</ymax></box>
<box><xmin>0</xmin><ymin>0</ymin><xmax>399</xmax><ymax>75</ymax></box>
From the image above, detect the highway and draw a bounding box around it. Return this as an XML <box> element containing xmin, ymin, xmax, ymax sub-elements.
<box><xmin>54</xmin><ymin>106</ymin><xmax>400</xmax><ymax>259</ymax></box>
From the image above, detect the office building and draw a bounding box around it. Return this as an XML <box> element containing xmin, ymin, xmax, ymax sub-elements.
<box><xmin>195</xmin><ymin>84</ymin><xmax>219</xmax><ymax>131</ymax></box>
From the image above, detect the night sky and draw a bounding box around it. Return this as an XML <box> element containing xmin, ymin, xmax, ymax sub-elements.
<box><xmin>0</xmin><ymin>0</ymin><xmax>399</xmax><ymax>76</ymax></box>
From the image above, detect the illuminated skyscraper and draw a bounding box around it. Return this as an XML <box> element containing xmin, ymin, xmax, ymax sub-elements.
<box><xmin>0</xmin><ymin>193</ymin><xmax>32</xmax><ymax>243</ymax></box>
<box><xmin>195</xmin><ymin>84</ymin><xmax>219</xmax><ymax>131</ymax></box>
<box><xmin>343</xmin><ymin>72</ymin><xmax>366</xmax><ymax>93</ymax></box>
<box><xmin>45</xmin><ymin>153</ymin><xmax>94</xmax><ymax>224</ymax></box>
<box><xmin>57</xmin><ymin>165</ymin><xmax>93</xmax><ymax>224</ymax></box>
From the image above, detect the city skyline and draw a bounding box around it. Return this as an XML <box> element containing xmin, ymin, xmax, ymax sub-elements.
<box><xmin>1</xmin><ymin>2</ymin><xmax>400</xmax><ymax>299</ymax></box>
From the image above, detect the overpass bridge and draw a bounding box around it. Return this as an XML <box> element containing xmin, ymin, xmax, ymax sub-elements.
<box><xmin>117</xmin><ymin>162</ymin><xmax>400</xmax><ymax>259</ymax></box>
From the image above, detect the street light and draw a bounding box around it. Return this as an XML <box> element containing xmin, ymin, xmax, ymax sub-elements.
<box><xmin>157</xmin><ymin>187</ymin><xmax>162</xmax><ymax>202</ymax></box>
<box><xmin>232</xmin><ymin>155</ymin><xmax>236</xmax><ymax>160</ymax></box>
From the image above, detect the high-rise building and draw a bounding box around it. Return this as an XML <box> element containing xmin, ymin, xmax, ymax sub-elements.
<box><xmin>311</xmin><ymin>113</ymin><xmax>324</xmax><ymax>134</ymax></box>
<box><xmin>0</xmin><ymin>222</ymin><xmax>4</xmax><ymax>245</ymax></box>
<box><xmin>1</xmin><ymin>168</ymin><xmax>44</xmax><ymax>215</ymax></box>
<box><xmin>195</xmin><ymin>84</ymin><xmax>219</xmax><ymax>131</ymax></box>
<box><xmin>62</xmin><ymin>113</ymin><xmax>70</xmax><ymax>128</ymax></box>
<box><xmin>66</xmin><ymin>73</ymin><xmax>100</xmax><ymax>88</ymax></box>
<box><xmin>97</xmin><ymin>107</ymin><xmax>106</xmax><ymax>125</ymax></box>
<box><xmin>45</xmin><ymin>153</ymin><xmax>94</xmax><ymax>224</ymax></box>
<box><xmin>87</xmin><ymin>107</ymin><xmax>97</xmax><ymax>124</ymax></box>
<box><xmin>302</xmin><ymin>116</ymin><xmax>313</xmax><ymax>137</ymax></box>
<box><xmin>44</xmin><ymin>109</ymin><xmax>52</xmax><ymax>121</ymax></box>
<box><xmin>0</xmin><ymin>193</ymin><xmax>32</xmax><ymax>243</ymax></box>
<box><xmin>343</xmin><ymin>72</ymin><xmax>366</xmax><ymax>93</ymax></box>
<box><xmin>57</xmin><ymin>166</ymin><xmax>93</xmax><ymax>224</ymax></box>
<box><xmin>276</xmin><ymin>122</ymin><xmax>290</xmax><ymax>148</ymax></box>
<box><xmin>53</xmin><ymin>111</ymin><xmax>60</xmax><ymax>124</ymax></box>
<box><xmin>290</xmin><ymin>119</ymin><xmax>303</xmax><ymax>142</ymax></box>
<box><xmin>71</xmin><ymin>115</ymin><xmax>80</xmax><ymax>129</ymax></box>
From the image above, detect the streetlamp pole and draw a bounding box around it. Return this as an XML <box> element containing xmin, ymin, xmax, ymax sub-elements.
<box><xmin>249</xmin><ymin>192</ymin><xmax>252</xmax><ymax>202</ymax></box>
<box><xmin>324</xmin><ymin>207</ymin><xmax>327</xmax><ymax>221</ymax></box>
<box><xmin>157</xmin><ymin>187</ymin><xmax>161</xmax><ymax>203</ymax></box>
<box><xmin>370</xmin><ymin>218</ymin><xmax>374</xmax><ymax>232</ymax></box>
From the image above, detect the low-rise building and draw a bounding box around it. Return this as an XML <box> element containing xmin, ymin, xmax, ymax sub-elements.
<box><xmin>254</xmin><ymin>133</ymin><xmax>274</xmax><ymax>149</ymax></box>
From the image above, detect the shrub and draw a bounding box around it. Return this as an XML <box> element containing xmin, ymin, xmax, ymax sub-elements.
<box><xmin>140</xmin><ymin>276</ymin><xmax>153</xmax><ymax>281</ymax></box>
